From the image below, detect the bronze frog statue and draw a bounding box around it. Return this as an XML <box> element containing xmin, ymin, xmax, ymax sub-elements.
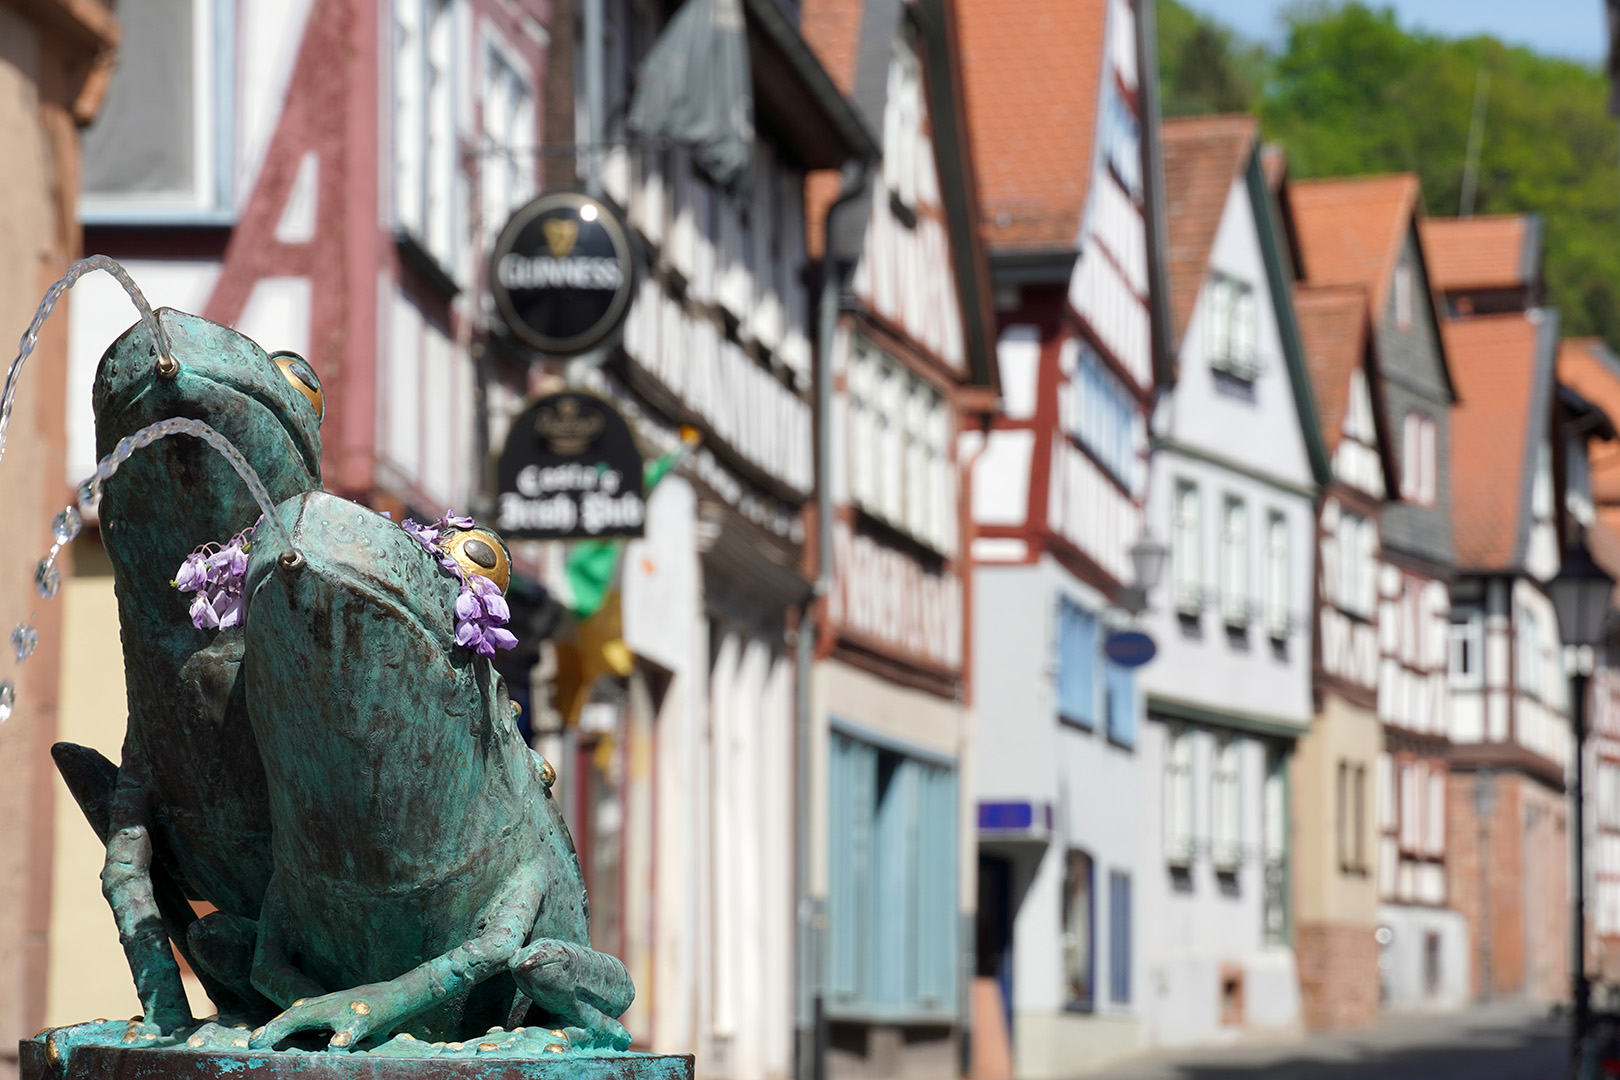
<box><xmin>238</xmin><ymin>490</ymin><xmax>633</xmax><ymax>1050</ymax></box>
<box><xmin>55</xmin><ymin>310</ymin><xmax>323</xmax><ymax>1030</ymax></box>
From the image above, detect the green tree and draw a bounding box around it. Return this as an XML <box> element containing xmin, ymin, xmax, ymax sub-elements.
<box><xmin>1156</xmin><ymin>0</ymin><xmax>1266</xmax><ymax>117</ymax></box>
<box><xmin>1159</xmin><ymin>1</ymin><xmax>1620</xmax><ymax>348</ymax></box>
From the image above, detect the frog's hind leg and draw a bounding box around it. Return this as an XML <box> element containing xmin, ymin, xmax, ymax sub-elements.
<box><xmin>250</xmin><ymin>873</ymin><xmax>544</xmax><ymax>1051</ymax></box>
<box><xmin>99</xmin><ymin>755</ymin><xmax>193</xmax><ymax>1033</ymax></box>
<box><xmin>509</xmin><ymin>939</ymin><xmax>634</xmax><ymax>1049</ymax></box>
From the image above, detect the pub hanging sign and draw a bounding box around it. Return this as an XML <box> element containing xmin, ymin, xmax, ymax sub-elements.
<box><xmin>490</xmin><ymin>190</ymin><xmax>636</xmax><ymax>356</ymax></box>
<box><xmin>496</xmin><ymin>392</ymin><xmax>646</xmax><ymax>539</ymax></box>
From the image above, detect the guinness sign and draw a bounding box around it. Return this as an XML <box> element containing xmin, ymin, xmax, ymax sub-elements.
<box><xmin>490</xmin><ymin>191</ymin><xmax>635</xmax><ymax>356</ymax></box>
<box><xmin>496</xmin><ymin>392</ymin><xmax>646</xmax><ymax>539</ymax></box>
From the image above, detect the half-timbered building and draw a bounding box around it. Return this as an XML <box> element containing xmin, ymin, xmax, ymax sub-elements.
<box><xmin>1290</xmin><ymin>282</ymin><xmax>1396</xmax><ymax>1030</ymax></box>
<box><xmin>955</xmin><ymin>0</ymin><xmax>1168</xmax><ymax>1072</ymax></box>
<box><xmin>1429</xmin><ymin>214</ymin><xmax>1570</xmax><ymax>1006</ymax></box>
<box><xmin>1291</xmin><ymin>175</ymin><xmax>1462</xmax><ymax>1020</ymax></box>
<box><xmin>798</xmin><ymin>2</ymin><xmax>998</xmax><ymax>1077</ymax></box>
<box><xmin>1135</xmin><ymin>114</ymin><xmax>1327</xmax><ymax>1048</ymax></box>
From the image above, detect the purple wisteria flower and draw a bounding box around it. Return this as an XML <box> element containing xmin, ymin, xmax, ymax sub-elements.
<box><xmin>400</xmin><ymin>511</ymin><xmax>516</xmax><ymax>656</ymax></box>
<box><xmin>173</xmin><ymin>523</ymin><xmax>256</xmax><ymax>630</ymax></box>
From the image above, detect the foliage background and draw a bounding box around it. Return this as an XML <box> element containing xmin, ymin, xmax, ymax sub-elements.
<box><xmin>1158</xmin><ymin>0</ymin><xmax>1620</xmax><ymax>348</ymax></box>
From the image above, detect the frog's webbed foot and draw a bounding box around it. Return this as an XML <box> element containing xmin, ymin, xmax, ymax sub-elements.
<box><xmin>510</xmin><ymin>939</ymin><xmax>634</xmax><ymax>1050</ymax></box>
<box><xmin>250</xmin><ymin>983</ymin><xmax>413</xmax><ymax>1051</ymax></box>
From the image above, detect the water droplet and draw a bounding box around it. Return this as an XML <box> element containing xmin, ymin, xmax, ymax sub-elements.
<box><xmin>0</xmin><ymin>682</ymin><xmax>16</xmax><ymax>723</ymax></box>
<box><xmin>11</xmin><ymin>624</ymin><xmax>37</xmax><ymax>662</ymax></box>
<box><xmin>35</xmin><ymin>559</ymin><xmax>60</xmax><ymax>600</ymax></box>
<box><xmin>52</xmin><ymin>506</ymin><xmax>81</xmax><ymax>544</ymax></box>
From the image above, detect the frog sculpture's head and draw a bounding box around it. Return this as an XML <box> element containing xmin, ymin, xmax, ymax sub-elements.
<box><xmin>91</xmin><ymin>310</ymin><xmax>324</xmax><ymax>625</ymax></box>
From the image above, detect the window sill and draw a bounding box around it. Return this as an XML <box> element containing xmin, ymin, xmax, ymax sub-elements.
<box><xmin>1058</xmin><ymin>712</ymin><xmax>1096</xmax><ymax>733</ymax></box>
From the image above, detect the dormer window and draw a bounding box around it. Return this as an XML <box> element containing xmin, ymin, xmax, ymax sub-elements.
<box><xmin>1395</xmin><ymin>262</ymin><xmax>1415</xmax><ymax>331</ymax></box>
<box><xmin>1205</xmin><ymin>272</ymin><xmax>1259</xmax><ymax>381</ymax></box>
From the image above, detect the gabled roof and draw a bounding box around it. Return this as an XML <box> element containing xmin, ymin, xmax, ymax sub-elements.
<box><xmin>1558</xmin><ymin>337</ymin><xmax>1620</xmax><ymax>506</ymax></box>
<box><xmin>1445</xmin><ymin>311</ymin><xmax>1559</xmax><ymax>572</ymax></box>
<box><xmin>1161</xmin><ymin>114</ymin><xmax>1258</xmax><ymax>351</ymax></box>
<box><xmin>1290</xmin><ymin>175</ymin><xmax>1421</xmax><ymax>307</ymax></box>
<box><xmin>1422</xmin><ymin>213</ymin><xmax>1542</xmax><ymax>294</ymax></box>
<box><xmin>1289</xmin><ymin>172</ymin><xmax>1458</xmax><ymax>404</ymax></box>
<box><xmin>1293</xmin><ymin>284</ymin><xmax>1395</xmax><ymax>495</ymax></box>
<box><xmin>955</xmin><ymin>0</ymin><xmax>1109</xmax><ymax>251</ymax></box>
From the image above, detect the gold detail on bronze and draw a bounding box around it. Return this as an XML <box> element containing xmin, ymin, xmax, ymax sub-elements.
<box><xmin>546</xmin><ymin>1043</ymin><xmax>567</xmax><ymax>1054</ymax></box>
<box><xmin>443</xmin><ymin>528</ymin><xmax>511</xmax><ymax>592</ymax></box>
<box><xmin>350</xmin><ymin>1001</ymin><xmax>371</xmax><ymax>1015</ymax></box>
<box><xmin>478</xmin><ymin>1042</ymin><xmax>499</xmax><ymax>1052</ymax></box>
<box><xmin>330</xmin><ymin>1032</ymin><xmax>352</xmax><ymax>1048</ymax></box>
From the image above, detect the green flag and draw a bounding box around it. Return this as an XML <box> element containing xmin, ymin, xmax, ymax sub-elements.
<box><xmin>563</xmin><ymin>442</ymin><xmax>692</xmax><ymax>619</ymax></box>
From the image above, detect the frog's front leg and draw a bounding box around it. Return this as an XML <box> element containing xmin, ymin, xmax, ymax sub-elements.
<box><xmin>101</xmin><ymin>761</ymin><xmax>193</xmax><ymax>1034</ymax></box>
<box><xmin>509</xmin><ymin>939</ymin><xmax>635</xmax><ymax>1050</ymax></box>
<box><xmin>249</xmin><ymin>874</ymin><xmax>543</xmax><ymax>1051</ymax></box>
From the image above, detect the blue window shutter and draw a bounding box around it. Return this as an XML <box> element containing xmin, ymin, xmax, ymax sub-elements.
<box><xmin>1109</xmin><ymin>871</ymin><xmax>1132</xmax><ymax>1003</ymax></box>
<box><xmin>914</xmin><ymin>765</ymin><xmax>959</xmax><ymax>1013</ymax></box>
<box><xmin>1105</xmin><ymin>662</ymin><xmax>1136</xmax><ymax>747</ymax></box>
<box><xmin>872</xmin><ymin>757</ymin><xmax>917</xmax><ymax>1008</ymax></box>
<box><xmin>1057</xmin><ymin>600</ymin><xmax>1097</xmax><ymax>726</ymax></box>
<box><xmin>828</xmin><ymin>735</ymin><xmax>875</xmax><ymax>1004</ymax></box>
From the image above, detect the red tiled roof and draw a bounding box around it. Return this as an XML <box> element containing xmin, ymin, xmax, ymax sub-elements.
<box><xmin>1161</xmin><ymin>114</ymin><xmax>1258</xmax><ymax>351</ymax></box>
<box><xmin>1293</xmin><ymin>285</ymin><xmax>1370</xmax><ymax>453</ymax></box>
<box><xmin>799</xmin><ymin>0</ymin><xmax>862</xmax><ymax>95</ymax></box>
<box><xmin>956</xmin><ymin>0</ymin><xmax>1108</xmax><ymax>251</ymax></box>
<box><xmin>1559</xmin><ymin>337</ymin><xmax>1620</xmax><ymax>507</ymax></box>
<box><xmin>1422</xmin><ymin>215</ymin><xmax>1530</xmax><ymax>293</ymax></box>
<box><xmin>1289</xmin><ymin>174</ymin><xmax>1421</xmax><ymax>311</ymax></box>
<box><xmin>1446</xmin><ymin>313</ymin><xmax>1544</xmax><ymax>571</ymax></box>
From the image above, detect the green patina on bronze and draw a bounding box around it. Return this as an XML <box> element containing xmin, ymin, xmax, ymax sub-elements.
<box><xmin>240</xmin><ymin>491</ymin><xmax>632</xmax><ymax>1050</ymax></box>
<box><xmin>56</xmin><ymin>309</ymin><xmax>323</xmax><ymax>1031</ymax></box>
<box><xmin>49</xmin><ymin>309</ymin><xmax>634</xmax><ymax>1059</ymax></box>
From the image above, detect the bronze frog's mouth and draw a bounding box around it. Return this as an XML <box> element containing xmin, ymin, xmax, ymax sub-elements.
<box><xmin>93</xmin><ymin>309</ymin><xmax>324</xmax><ymax>488</ymax></box>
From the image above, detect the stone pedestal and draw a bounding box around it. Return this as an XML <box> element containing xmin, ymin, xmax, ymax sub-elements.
<box><xmin>20</xmin><ymin>1023</ymin><xmax>692</xmax><ymax>1080</ymax></box>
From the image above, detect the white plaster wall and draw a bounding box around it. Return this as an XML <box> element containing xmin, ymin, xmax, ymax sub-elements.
<box><xmin>1136</xmin><ymin>719</ymin><xmax>1300</xmax><ymax>1046</ymax></box>
<box><xmin>972</xmin><ymin>558</ymin><xmax>1147</xmax><ymax>1070</ymax></box>
<box><xmin>1378</xmin><ymin>903</ymin><xmax>1470</xmax><ymax>1011</ymax></box>
<box><xmin>1151</xmin><ymin>176</ymin><xmax>1313</xmax><ymax>491</ymax></box>
<box><xmin>1138</xmin><ymin>449</ymin><xmax>1316</xmax><ymax>726</ymax></box>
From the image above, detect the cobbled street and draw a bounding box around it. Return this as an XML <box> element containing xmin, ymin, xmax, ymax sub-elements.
<box><xmin>1078</xmin><ymin>1004</ymin><xmax>1567</xmax><ymax>1080</ymax></box>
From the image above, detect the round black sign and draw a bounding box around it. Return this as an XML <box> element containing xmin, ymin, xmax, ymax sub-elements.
<box><xmin>490</xmin><ymin>191</ymin><xmax>635</xmax><ymax>356</ymax></box>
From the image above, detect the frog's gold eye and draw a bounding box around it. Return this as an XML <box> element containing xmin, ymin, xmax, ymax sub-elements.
<box><xmin>270</xmin><ymin>350</ymin><xmax>324</xmax><ymax>421</ymax></box>
<box><xmin>443</xmin><ymin>528</ymin><xmax>510</xmax><ymax>593</ymax></box>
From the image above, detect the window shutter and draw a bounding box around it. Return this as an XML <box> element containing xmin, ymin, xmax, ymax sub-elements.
<box><xmin>1105</xmin><ymin>661</ymin><xmax>1136</xmax><ymax>747</ymax></box>
<box><xmin>1223</xmin><ymin>498</ymin><xmax>1249</xmax><ymax>626</ymax></box>
<box><xmin>1267</xmin><ymin>512</ymin><xmax>1290</xmax><ymax>638</ymax></box>
<box><xmin>827</xmin><ymin>736</ymin><xmax>876</xmax><ymax>1003</ymax></box>
<box><xmin>914</xmin><ymin>766</ymin><xmax>958</xmax><ymax>1012</ymax></box>
<box><xmin>1108</xmin><ymin>871</ymin><xmax>1132</xmax><ymax>1003</ymax></box>
<box><xmin>1174</xmin><ymin>481</ymin><xmax>1202</xmax><ymax>614</ymax></box>
<box><xmin>1165</xmin><ymin>729</ymin><xmax>1194</xmax><ymax>866</ymax></box>
<box><xmin>1057</xmin><ymin>600</ymin><xmax>1098</xmax><ymax>726</ymax></box>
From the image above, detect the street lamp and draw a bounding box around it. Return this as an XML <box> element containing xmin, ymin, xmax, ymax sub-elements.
<box><xmin>1120</xmin><ymin>533</ymin><xmax>1169</xmax><ymax>616</ymax></box>
<box><xmin>1550</xmin><ymin>535</ymin><xmax>1616</xmax><ymax>1059</ymax></box>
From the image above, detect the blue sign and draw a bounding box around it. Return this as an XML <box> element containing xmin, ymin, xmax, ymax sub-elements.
<box><xmin>1104</xmin><ymin>629</ymin><xmax>1157</xmax><ymax>668</ymax></box>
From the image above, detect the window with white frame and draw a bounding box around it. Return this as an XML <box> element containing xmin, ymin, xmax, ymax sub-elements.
<box><xmin>1401</xmin><ymin>411</ymin><xmax>1437</xmax><ymax>506</ymax></box>
<box><xmin>1337</xmin><ymin>759</ymin><xmax>1368</xmax><ymax>874</ymax></box>
<box><xmin>1394</xmin><ymin>261</ymin><xmax>1415</xmax><ymax>331</ymax></box>
<box><xmin>1265</xmin><ymin>510</ymin><xmax>1290</xmax><ymax>639</ymax></box>
<box><xmin>1211</xmin><ymin>735</ymin><xmax>1242</xmax><ymax>873</ymax></box>
<box><xmin>479</xmin><ymin>41</ymin><xmax>536</xmax><ymax>250</ymax></box>
<box><xmin>1099</xmin><ymin>80</ymin><xmax>1141</xmax><ymax>199</ymax></box>
<box><xmin>1173</xmin><ymin>480</ymin><xmax>1203</xmax><ymax>616</ymax></box>
<box><xmin>1425</xmin><ymin>767</ymin><xmax>1446</xmax><ymax>857</ymax></box>
<box><xmin>1165</xmin><ymin>726</ymin><xmax>1194</xmax><ymax>867</ymax></box>
<box><xmin>1067</xmin><ymin>345</ymin><xmax>1137</xmax><ymax>486</ymax></box>
<box><xmin>847</xmin><ymin>337</ymin><xmax>955</xmax><ymax>555</ymax></box>
<box><xmin>395</xmin><ymin>0</ymin><xmax>460</xmax><ymax>271</ymax></box>
<box><xmin>81</xmin><ymin>0</ymin><xmax>230</xmax><ymax>215</ymax></box>
<box><xmin>1518</xmin><ymin>607</ymin><xmax>1543</xmax><ymax>701</ymax></box>
<box><xmin>1449</xmin><ymin>609</ymin><xmax>1483</xmax><ymax>688</ymax></box>
<box><xmin>881</xmin><ymin>39</ymin><xmax>923</xmax><ymax>215</ymax></box>
<box><xmin>1221</xmin><ymin>496</ymin><xmax>1250</xmax><ymax>627</ymax></box>
<box><xmin>1335</xmin><ymin>511</ymin><xmax>1377</xmax><ymax>618</ymax></box>
<box><xmin>1205</xmin><ymin>273</ymin><xmax>1259</xmax><ymax>381</ymax></box>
